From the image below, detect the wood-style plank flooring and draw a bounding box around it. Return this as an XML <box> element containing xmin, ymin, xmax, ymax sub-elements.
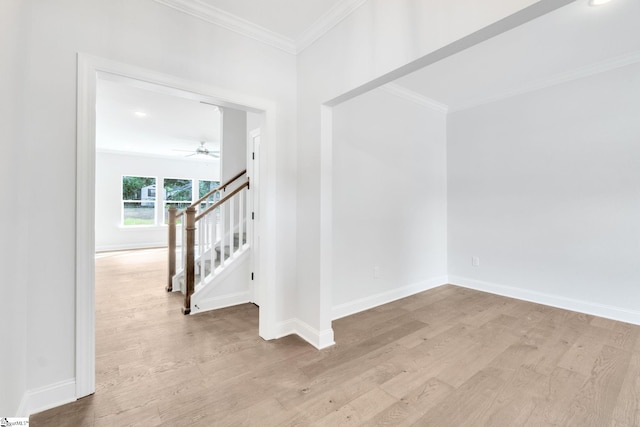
<box><xmin>31</xmin><ymin>248</ymin><xmax>640</xmax><ymax>426</ymax></box>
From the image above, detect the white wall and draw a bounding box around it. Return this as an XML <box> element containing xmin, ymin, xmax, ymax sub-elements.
<box><xmin>6</xmin><ymin>0</ymin><xmax>585</xmax><ymax>414</ymax></box>
<box><xmin>448</xmin><ymin>62</ymin><xmax>640</xmax><ymax>321</ymax></box>
<box><xmin>247</xmin><ymin>111</ymin><xmax>261</xmax><ymax>134</ymax></box>
<box><xmin>0</xmin><ymin>0</ymin><xmax>28</xmax><ymax>417</ymax></box>
<box><xmin>191</xmin><ymin>254</ymin><xmax>252</xmax><ymax>313</ymax></box>
<box><xmin>221</xmin><ymin>107</ymin><xmax>247</xmax><ymax>183</ymax></box>
<box><xmin>296</xmin><ymin>0</ymin><xmax>552</xmax><ymax>342</ymax></box>
<box><xmin>332</xmin><ymin>88</ymin><xmax>447</xmax><ymax>318</ymax></box>
<box><xmin>13</xmin><ymin>0</ymin><xmax>297</xmax><ymax>414</ymax></box>
<box><xmin>95</xmin><ymin>152</ymin><xmax>219</xmax><ymax>251</ymax></box>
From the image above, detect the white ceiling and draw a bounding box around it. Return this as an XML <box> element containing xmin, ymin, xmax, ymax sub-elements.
<box><xmin>97</xmin><ymin>0</ymin><xmax>640</xmax><ymax>159</ymax></box>
<box><xmin>392</xmin><ymin>0</ymin><xmax>640</xmax><ymax>111</ymax></box>
<box><xmin>96</xmin><ymin>78</ymin><xmax>221</xmax><ymax>160</ymax></box>
<box><xmin>197</xmin><ymin>0</ymin><xmax>345</xmax><ymax>41</ymax></box>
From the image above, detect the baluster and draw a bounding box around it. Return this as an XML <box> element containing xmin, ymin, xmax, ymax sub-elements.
<box><xmin>220</xmin><ymin>202</ymin><xmax>226</xmax><ymax>268</ymax></box>
<box><xmin>204</xmin><ymin>213</ymin><xmax>209</xmax><ymax>281</ymax></box>
<box><xmin>203</xmin><ymin>212</ymin><xmax>209</xmax><ymax>281</ymax></box>
<box><xmin>209</xmin><ymin>209</ymin><xmax>216</xmax><ymax>275</ymax></box>
<box><xmin>197</xmin><ymin>212</ymin><xmax>204</xmax><ymax>285</ymax></box>
<box><xmin>229</xmin><ymin>197</ymin><xmax>235</xmax><ymax>256</ymax></box>
<box><xmin>239</xmin><ymin>188</ymin><xmax>244</xmax><ymax>249</ymax></box>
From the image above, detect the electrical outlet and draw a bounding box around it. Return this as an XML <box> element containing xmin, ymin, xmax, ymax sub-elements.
<box><xmin>472</xmin><ymin>257</ymin><xmax>480</xmax><ymax>267</ymax></box>
<box><xmin>373</xmin><ymin>265</ymin><xmax>381</xmax><ymax>279</ymax></box>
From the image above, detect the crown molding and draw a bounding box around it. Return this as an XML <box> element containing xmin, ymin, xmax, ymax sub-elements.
<box><xmin>380</xmin><ymin>83</ymin><xmax>449</xmax><ymax>113</ymax></box>
<box><xmin>153</xmin><ymin>0</ymin><xmax>367</xmax><ymax>55</ymax></box>
<box><xmin>297</xmin><ymin>0</ymin><xmax>369</xmax><ymax>53</ymax></box>
<box><xmin>153</xmin><ymin>0</ymin><xmax>297</xmax><ymax>54</ymax></box>
<box><xmin>450</xmin><ymin>50</ymin><xmax>640</xmax><ymax>113</ymax></box>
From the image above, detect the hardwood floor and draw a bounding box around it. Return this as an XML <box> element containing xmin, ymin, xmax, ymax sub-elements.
<box><xmin>31</xmin><ymin>248</ymin><xmax>640</xmax><ymax>426</ymax></box>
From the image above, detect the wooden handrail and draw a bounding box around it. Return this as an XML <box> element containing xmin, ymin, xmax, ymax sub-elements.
<box><xmin>176</xmin><ymin>169</ymin><xmax>247</xmax><ymax>218</ymax></box>
<box><xmin>195</xmin><ymin>179</ymin><xmax>249</xmax><ymax>222</ymax></box>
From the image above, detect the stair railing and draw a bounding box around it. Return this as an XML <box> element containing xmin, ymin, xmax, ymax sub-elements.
<box><xmin>167</xmin><ymin>170</ymin><xmax>250</xmax><ymax>315</ymax></box>
<box><xmin>166</xmin><ymin>169</ymin><xmax>247</xmax><ymax>293</ymax></box>
<box><xmin>182</xmin><ymin>179</ymin><xmax>250</xmax><ymax>314</ymax></box>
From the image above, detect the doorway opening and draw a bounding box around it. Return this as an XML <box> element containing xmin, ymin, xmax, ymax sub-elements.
<box><xmin>77</xmin><ymin>54</ymin><xmax>276</xmax><ymax>399</ymax></box>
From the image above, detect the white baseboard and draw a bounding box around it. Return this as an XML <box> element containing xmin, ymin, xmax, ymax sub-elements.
<box><xmin>189</xmin><ymin>291</ymin><xmax>251</xmax><ymax>314</ymax></box>
<box><xmin>274</xmin><ymin>319</ymin><xmax>297</xmax><ymax>339</ymax></box>
<box><xmin>17</xmin><ymin>378</ymin><xmax>76</xmax><ymax>417</ymax></box>
<box><xmin>17</xmin><ymin>395</ymin><xmax>27</xmax><ymax>418</ymax></box>
<box><xmin>449</xmin><ymin>275</ymin><xmax>640</xmax><ymax>326</ymax></box>
<box><xmin>275</xmin><ymin>318</ymin><xmax>335</xmax><ymax>350</ymax></box>
<box><xmin>332</xmin><ymin>276</ymin><xmax>449</xmax><ymax>320</ymax></box>
<box><xmin>274</xmin><ymin>276</ymin><xmax>449</xmax><ymax>350</ymax></box>
<box><xmin>296</xmin><ymin>320</ymin><xmax>335</xmax><ymax>349</ymax></box>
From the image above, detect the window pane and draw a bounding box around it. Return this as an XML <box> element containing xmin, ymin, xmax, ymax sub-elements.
<box><xmin>122</xmin><ymin>176</ymin><xmax>156</xmax><ymax>226</ymax></box>
<box><xmin>122</xmin><ymin>176</ymin><xmax>155</xmax><ymax>201</ymax></box>
<box><xmin>123</xmin><ymin>202</ymin><xmax>155</xmax><ymax>225</ymax></box>
<box><xmin>199</xmin><ymin>180</ymin><xmax>220</xmax><ymax>211</ymax></box>
<box><xmin>164</xmin><ymin>178</ymin><xmax>192</xmax><ymax>201</ymax></box>
<box><xmin>199</xmin><ymin>180</ymin><xmax>220</xmax><ymax>198</ymax></box>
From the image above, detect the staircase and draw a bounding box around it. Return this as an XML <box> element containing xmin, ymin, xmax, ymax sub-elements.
<box><xmin>172</xmin><ymin>232</ymin><xmax>247</xmax><ymax>289</ymax></box>
<box><xmin>167</xmin><ymin>170</ymin><xmax>251</xmax><ymax>315</ymax></box>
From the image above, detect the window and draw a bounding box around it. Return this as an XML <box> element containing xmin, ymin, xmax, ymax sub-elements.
<box><xmin>122</xmin><ymin>176</ymin><xmax>156</xmax><ymax>226</ymax></box>
<box><xmin>199</xmin><ymin>180</ymin><xmax>220</xmax><ymax>211</ymax></box>
<box><xmin>121</xmin><ymin>176</ymin><xmax>219</xmax><ymax>227</ymax></box>
<box><xmin>164</xmin><ymin>178</ymin><xmax>192</xmax><ymax>224</ymax></box>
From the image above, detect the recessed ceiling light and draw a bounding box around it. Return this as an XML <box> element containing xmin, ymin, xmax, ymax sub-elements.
<box><xmin>134</xmin><ymin>111</ymin><xmax>147</xmax><ymax>117</ymax></box>
<box><xmin>589</xmin><ymin>0</ymin><xmax>612</xmax><ymax>6</ymax></box>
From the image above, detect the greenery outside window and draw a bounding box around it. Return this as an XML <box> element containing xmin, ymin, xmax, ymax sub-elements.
<box><xmin>199</xmin><ymin>180</ymin><xmax>220</xmax><ymax>211</ymax></box>
<box><xmin>122</xmin><ymin>176</ymin><xmax>156</xmax><ymax>226</ymax></box>
<box><xmin>164</xmin><ymin>178</ymin><xmax>193</xmax><ymax>224</ymax></box>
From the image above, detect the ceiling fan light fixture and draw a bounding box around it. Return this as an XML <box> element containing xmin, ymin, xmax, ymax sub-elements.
<box><xmin>588</xmin><ymin>0</ymin><xmax>612</xmax><ymax>6</ymax></box>
<box><xmin>191</xmin><ymin>141</ymin><xmax>220</xmax><ymax>158</ymax></box>
<box><xmin>173</xmin><ymin>141</ymin><xmax>219</xmax><ymax>159</ymax></box>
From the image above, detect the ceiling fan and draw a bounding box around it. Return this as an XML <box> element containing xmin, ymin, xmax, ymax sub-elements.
<box><xmin>174</xmin><ymin>141</ymin><xmax>220</xmax><ymax>158</ymax></box>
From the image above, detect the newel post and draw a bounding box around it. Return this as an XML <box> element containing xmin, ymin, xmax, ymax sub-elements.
<box><xmin>167</xmin><ymin>207</ymin><xmax>177</xmax><ymax>292</ymax></box>
<box><xmin>182</xmin><ymin>206</ymin><xmax>196</xmax><ymax>315</ymax></box>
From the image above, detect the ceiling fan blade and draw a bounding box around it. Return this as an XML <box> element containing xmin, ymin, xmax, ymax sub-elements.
<box><xmin>172</xmin><ymin>141</ymin><xmax>220</xmax><ymax>158</ymax></box>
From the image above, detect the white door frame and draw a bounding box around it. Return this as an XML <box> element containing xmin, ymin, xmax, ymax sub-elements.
<box><xmin>248</xmin><ymin>128</ymin><xmax>261</xmax><ymax>305</ymax></box>
<box><xmin>76</xmin><ymin>53</ymin><xmax>278</xmax><ymax>398</ymax></box>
